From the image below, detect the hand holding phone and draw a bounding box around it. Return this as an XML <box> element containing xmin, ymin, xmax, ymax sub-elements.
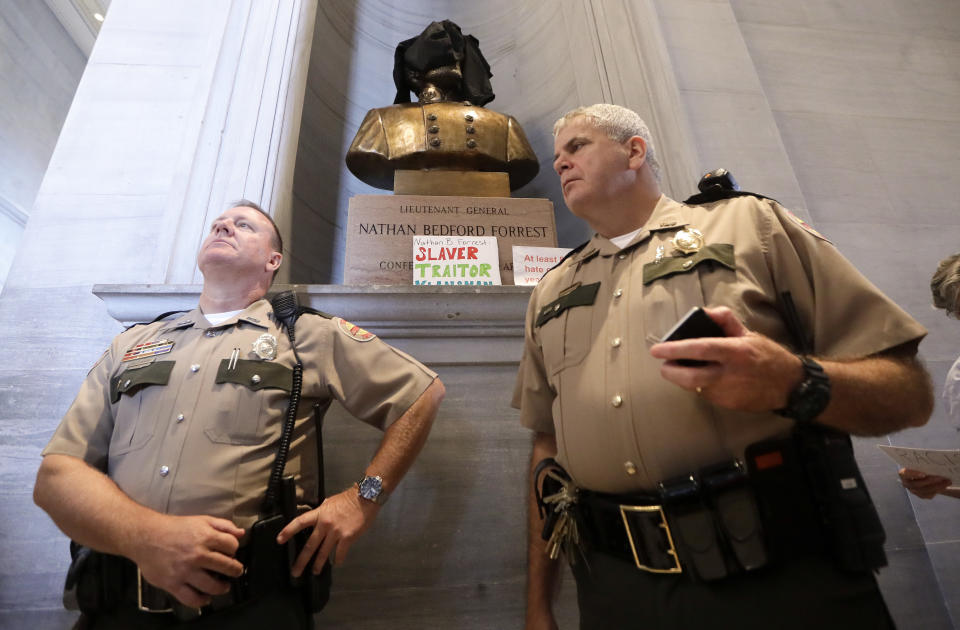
<box><xmin>661</xmin><ymin>306</ymin><xmax>726</xmax><ymax>366</ymax></box>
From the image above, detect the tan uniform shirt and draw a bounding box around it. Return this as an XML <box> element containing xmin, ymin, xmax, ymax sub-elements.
<box><xmin>512</xmin><ymin>195</ymin><xmax>926</xmax><ymax>494</ymax></box>
<box><xmin>44</xmin><ymin>299</ymin><xmax>437</xmax><ymax>529</ymax></box>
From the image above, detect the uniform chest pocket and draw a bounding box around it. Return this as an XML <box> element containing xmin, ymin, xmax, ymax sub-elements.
<box><xmin>110</xmin><ymin>361</ymin><xmax>175</xmax><ymax>455</ymax></box>
<box><xmin>536</xmin><ymin>282</ymin><xmax>599</xmax><ymax>376</ymax></box>
<box><xmin>642</xmin><ymin>244</ymin><xmax>735</xmax><ymax>342</ymax></box>
<box><xmin>205</xmin><ymin>359</ymin><xmax>293</xmax><ymax>445</ymax></box>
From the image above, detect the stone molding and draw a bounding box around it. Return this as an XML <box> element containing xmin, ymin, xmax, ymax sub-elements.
<box><xmin>93</xmin><ymin>284</ymin><xmax>532</xmax><ymax>365</ymax></box>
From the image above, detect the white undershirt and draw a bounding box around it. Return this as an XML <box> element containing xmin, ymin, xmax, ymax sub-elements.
<box><xmin>204</xmin><ymin>309</ymin><xmax>243</xmax><ymax>326</ymax></box>
<box><xmin>609</xmin><ymin>227</ymin><xmax>643</xmax><ymax>250</ymax></box>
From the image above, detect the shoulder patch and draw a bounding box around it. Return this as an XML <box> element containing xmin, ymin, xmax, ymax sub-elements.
<box><xmin>783</xmin><ymin>209</ymin><xmax>830</xmax><ymax>242</ymax></box>
<box><xmin>336</xmin><ymin>317</ymin><xmax>376</xmax><ymax>342</ymax></box>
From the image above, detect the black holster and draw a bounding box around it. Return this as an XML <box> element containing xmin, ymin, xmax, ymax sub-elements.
<box><xmin>248</xmin><ymin>475</ymin><xmax>331</xmax><ymax>613</ymax></box>
<box><xmin>63</xmin><ymin>542</ymin><xmax>123</xmax><ymax>615</ymax></box>
<box><xmin>746</xmin><ymin>425</ymin><xmax>887</xmax><ymax>573</ymax></box>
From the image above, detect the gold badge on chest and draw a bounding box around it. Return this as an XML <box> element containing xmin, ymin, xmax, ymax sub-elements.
<box><xmin>671</xmin><ymin>227</ymin><xmax>704</xmax><ymax>254</ymax></box>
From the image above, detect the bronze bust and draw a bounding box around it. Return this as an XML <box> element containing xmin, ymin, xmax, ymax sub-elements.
<box><xmin>346</xmin><ymin>20</ymin><xmax>539</xmax><ymax>192</ymax></box>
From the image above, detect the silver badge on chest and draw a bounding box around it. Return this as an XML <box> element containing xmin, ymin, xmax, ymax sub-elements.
<box><xmin>251</xmin><ymin>333</ymin><xmax>278</xmax><ymax>360</ymax></box>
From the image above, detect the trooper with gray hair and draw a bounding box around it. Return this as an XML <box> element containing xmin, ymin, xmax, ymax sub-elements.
<box><xmin>515</xmin><ymin>103</ymin><xmax>933</xmax><ymax>629</ymax></box>
<box><xmin>552</xmin><ymin>103</ymin><xmax>663</xmax><ymax>182</ymax></box>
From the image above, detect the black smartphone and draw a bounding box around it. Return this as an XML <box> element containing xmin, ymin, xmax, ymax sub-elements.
<box><xmin>661</xmin><ymin>306</ymin><xmax>726</xmax><ymax>366</ymax></box>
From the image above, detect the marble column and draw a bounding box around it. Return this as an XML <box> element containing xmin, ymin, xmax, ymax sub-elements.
<box><xmin>0</xmin><ymin>0</ymin><xmax>317</xmax><ymax>621</ymax></box>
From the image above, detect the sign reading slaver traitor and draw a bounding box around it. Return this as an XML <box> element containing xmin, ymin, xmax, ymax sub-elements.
<box><xmin>344</xmin><ymin>194</ymin><xmax>556</xmax><ymax>285</ymax></box>
<box><xmin>412</xmin><ymin>236</ymin><xmax>502</xmax><ymax>286</ymax></box>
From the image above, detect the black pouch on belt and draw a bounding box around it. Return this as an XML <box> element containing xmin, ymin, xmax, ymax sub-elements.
<box><xmin>244</xmin><ymin>514</ymin><xmax>292</xmax><ymax>599</ymax></box>
<box><xmin>700</xmin><ymin>461</ymin><xmax>768</xmax><ymax>573</ymax></box>
<box><xmin>659</xmin><ymin>474</ymin><xmax>728</xmax><ymax>581</ymax></box>
<box><xmin>63</xmin><ymin>542</ymin><xmax>123</xmax><ymax>614</ymax></box>
<box><xmin>745</xmin><ymin>434</ymin><xmax>825</xmax><ymax>562</ymax></box>
<box><xmin>795</xmin><ymin>426</ymin><xmax>887</xmax><ymax>572</ymax></box>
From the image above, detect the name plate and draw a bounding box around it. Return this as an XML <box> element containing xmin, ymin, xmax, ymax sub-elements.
<box><xmin>344</xmin><ymin>194</ymin><xmax>557</xmax><ymax>285</ymax></box>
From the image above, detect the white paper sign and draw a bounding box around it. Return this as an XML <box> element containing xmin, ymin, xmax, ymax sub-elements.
<box><xmin>412</xmin><ymin>235</ymin><xmax>502</xmax><ymax>286</ymax></box>
<box><xmin>878</xmin><ymin>445</ymin><xmax>960</xmax><ymax>479</ymax></box>
<box><xmin>511</xmin><ymin>246</ymin><xmax>573</xmax><ymax>286</ymax></box>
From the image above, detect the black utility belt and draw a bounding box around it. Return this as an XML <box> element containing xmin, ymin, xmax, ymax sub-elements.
<box><xmin>578</xmin><ymin>461</ymin><xmax>776</xmax><ymax>582</ymax></box>
<box><xmin>538</xmin><ymin>428</ymin><xmax>889</xmax><ymax>582</ymax></box>
<box><xmin>65</xmin><ymin>537</ymin><xmax>296</xmax><ymax>621</ymax></box>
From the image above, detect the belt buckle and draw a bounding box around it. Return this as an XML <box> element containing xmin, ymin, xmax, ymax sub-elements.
<box><xmin>618</xmin><ymin>503</ymin><xmax>682</xmax><ymax>574</ymax></box>
<box><xmin>136</xmin><ymin>568</ymin><xmax>174</xmax><ymax>614</ymax></box>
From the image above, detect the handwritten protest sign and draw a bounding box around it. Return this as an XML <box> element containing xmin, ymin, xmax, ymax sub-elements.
<box><xmin>412</xmin><ymin>235</ymin><xmax>502</xmax><ymax>286</ymax></box>
<box><xmin>878</xmin><ymin>445</ymin><xmax>960</xmax><ymax>480</ymax></box>
<box><xmin>511</xmin><ymin>246</ymin><xmax>573</xmax><ymax>286</ymax></box>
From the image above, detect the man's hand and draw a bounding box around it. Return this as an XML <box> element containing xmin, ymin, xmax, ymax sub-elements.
<box><xmin>273</xmin><ymin>379</ymin><xmax>443</xmax><ymax>579</ymax></box>
<box><xmin>526</xmin><ymin>432</ymin><xmax>561</xmax><ymax>630</ymax></box>
<box><xmin>34</xmin><ymin>455</ymin><xmax>247</xmax><ymax>609</ymax></box>
<box><xmin>276</xmin><ymin>487</ymin><xmax>380</xmax><ymax>577</ymax></box>
<box><xmin>132</xmin><ymin>514</ymin><xmax>245</xmax><ymax>609</ymax></box>
<box><xmin>899</xmin><ymin>467</ymin><xmax>953</xmax><ymax>499</ymax></box>
<box><xmin>649</xmin><ymin>306</ymin><xmax>801</xmax><ymax>412</ymax></box>
<box><xmin>649</xmin><ymin>306</ymin><xmax>933</xmax><ymax>436</ymax></box>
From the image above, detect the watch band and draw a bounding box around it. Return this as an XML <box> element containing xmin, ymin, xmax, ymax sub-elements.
<box><xmin>775</xmin><ymin>355</ymin><xmax>831</xmax><ymax>424</ymax></box>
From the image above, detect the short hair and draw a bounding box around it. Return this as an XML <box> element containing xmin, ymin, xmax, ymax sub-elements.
<box><xmin>931</xmin><ymin>253</ymin><xmax>960</xmax><ymax>317</ymax></box>
<box><xmin>553</xmin><ymin>104</ymin><xmax>662</xmax><ymax>182</ymax></box>
<box><xmin>229</xmin><ymin>199</ymin><xmax>283</xmax><ymax>253</ymax></box>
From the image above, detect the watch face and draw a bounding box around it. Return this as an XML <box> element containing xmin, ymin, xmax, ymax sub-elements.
<box><xmin>359</xmin><ymin>476</ymin><xmax>382</xmax><ymax>500</ymax></box>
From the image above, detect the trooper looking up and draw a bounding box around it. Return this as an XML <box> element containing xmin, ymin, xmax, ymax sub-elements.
<box><xmin>34</xmin><ymin>201</ymin><xmax>444</xmax><ymax>629</ymax></box>
<box><xmin>514</xmin><ymin>104</ymin><xmax>933</xmax><ymax>630</ymax></box>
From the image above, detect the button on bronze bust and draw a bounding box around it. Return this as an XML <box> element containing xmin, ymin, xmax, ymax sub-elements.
<box><xmin>464</xmin><ymin>114</ymin><xmax>475</xmax><ymax>122</ymax></box>
<box><xmin>428</xmin><ymin>125</ymin><xmax>439</xmax><ymax>134</ymax></box>
<box><xmin>466</xmin><ymin>139</ymin><xmax>477</xmax><ymax>149</ymax></box>
<box><xmin>466</xmin><ymin>126</ymin><xmax>475</xmax><ymax>134</ymax></box>
<box><xmin>426</xmin><ymin>113</ymin><xmax>437</xmax><ymax>121</ymax></box>
<box><xmin>430</xmin><ymin>137</ymin><xmax>442</xmax><ymax>147</ymax></box>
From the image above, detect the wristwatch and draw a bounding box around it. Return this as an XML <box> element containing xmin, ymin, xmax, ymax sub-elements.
<box><xmin>357</xmin><ymin>474</ymin><xmax>385</xmax><ymax>504</ymax></box>
<box><xmin>775</xmin><ymin>355</ymin><xmax>831</xmax><ymax>424</ymax></box>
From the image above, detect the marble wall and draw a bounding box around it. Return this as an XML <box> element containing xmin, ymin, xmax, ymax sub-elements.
<box><xmin>0</xmin><ymin>0</ymin><xmax>85</xmax><ymax>291</ymax></box>
<box><xmin>2</xmin><ymin>0</ymin><xmax>960</xmax><ymax>628</ymax></box>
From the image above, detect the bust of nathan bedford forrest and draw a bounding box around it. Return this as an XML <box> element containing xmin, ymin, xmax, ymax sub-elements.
<box><xmin>345</xmin><ymin>20</ymin><xmax>539</xmax><ymax>192</ymax></box>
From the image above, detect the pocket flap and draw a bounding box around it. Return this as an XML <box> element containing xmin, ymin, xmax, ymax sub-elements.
<box><xmin>216</xmin><ymin>359</ymin><xmax>292</xmax><ymax>392</ymax></box>
<box><xmin>111</xmin><ymin>361</ymin><xmax>175</xmax><ymax>403</ymax></box>
<box><xmin>643</xmin><ymin>244</ymin><xmax>735</xmax><ymax>285</ymax></box>
<box><xmin>535</xmin><ymin>282</ymin><xmax>600</xmax><ymax>328</ymax></box>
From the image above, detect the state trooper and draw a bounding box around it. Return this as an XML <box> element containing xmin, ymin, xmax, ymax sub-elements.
<box><xmin>35</xmin><ymin>201</ymin><xmax>444</xmax><ymax>629</ymax></box>
<box><xmin>514</xmin><ymin>104</ymin><xmax>933</xmax><ymax>629</ymax></box>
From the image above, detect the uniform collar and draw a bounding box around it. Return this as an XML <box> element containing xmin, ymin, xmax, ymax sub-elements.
<box><xmin>235</xmin><ymin>299</ymin><xmax>272</xmax><ymax>329</ymax></box>
<box><xmin>158</xmin><ymin>299</ymin><xmax>273</xmax><ymax>332</ymax></box>
<box><xmin>580</xmin><ymin>195</ymin><xmax>688</xmax><ymax>258</ymax></box>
